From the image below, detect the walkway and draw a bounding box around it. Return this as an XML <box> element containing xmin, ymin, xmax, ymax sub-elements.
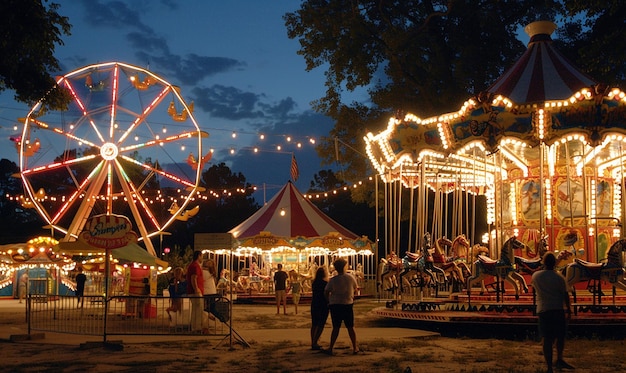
<box><xmin>0</xmin><ymin>298</ymin><xmax>440</xmax><ymax>346</ymax></box>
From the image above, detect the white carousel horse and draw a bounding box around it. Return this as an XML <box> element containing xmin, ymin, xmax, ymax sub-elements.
<box><xmin>378</xmin><ymin>252</ymin><xmax>402</xmax><ymax>292</ymax></box>
<box><xmin>564</xmin><ymin>238</ymin><xmax>626</xmax><ymax>303</ymax></box>
<box><xmin>467</xmin><ymin>236</ymin><xmax>529</xmax><ymax>299</ymax></box>
<box><xmin>299</xmin><ymin>263</ymin><xmax>318</xmax><ymax>293</ymax></box>
<box><xmin>432</xmin><ymin>236</ymin><xmax>465</xmax><ymax>284</ymax></box>
<box><xmin>352</xmin><ymin>263</ymin><xmax>365</xmax><ymax>289</ymax></box>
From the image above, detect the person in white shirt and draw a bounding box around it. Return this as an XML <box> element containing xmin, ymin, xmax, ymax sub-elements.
<box><xmin>202</xmin><ymin>259</ymin><xmax>218</xmax><ymax>321</ymax></box>
<box><xmin>531</xmin><ymin>252</ymin><xmax>574</xmax><ymax>372</ymax></box>
<box><xmin>323</xmin><ymin>257</ymin><xmax>359</xmax><ymax>355</ymax></box>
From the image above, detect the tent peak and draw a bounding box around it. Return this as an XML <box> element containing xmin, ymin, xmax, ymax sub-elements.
<box><xmin>524</xmin><ymin>20</ymin><xmax>556</xmax><ymax>44</ymax></box>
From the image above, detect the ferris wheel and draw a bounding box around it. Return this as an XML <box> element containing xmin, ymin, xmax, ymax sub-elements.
<box><xmin>17</xmin><ymin>62</ymin><xmax>207</xmax><ymax>255</ymax></box>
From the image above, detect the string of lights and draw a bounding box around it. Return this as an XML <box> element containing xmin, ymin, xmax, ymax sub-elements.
<box><xmin>3</xmin><ymin>175</ymin><xmax>378</xmax><ymax>207</ymax></box>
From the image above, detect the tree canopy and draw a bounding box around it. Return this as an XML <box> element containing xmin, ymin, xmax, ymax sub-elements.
<box><xmin>0</xmin><ymin>0</ymin><xmax>72</xmax><ymax>109</ymax></box>
<box><xmin>285</xmin><ymin>0</ymin><xmax>626</xmax><ymax>182</ymax></box>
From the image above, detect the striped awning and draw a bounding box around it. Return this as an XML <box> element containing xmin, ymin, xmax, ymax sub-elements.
<box><xmin>229</xmin><ymin>181</ymin><xmax>359</xmax><ymax>240</ymax></box>
<box><xmin>487</xmin><ymin>21</ymin><xmax>597</xmax><ymax>104</ymax></box>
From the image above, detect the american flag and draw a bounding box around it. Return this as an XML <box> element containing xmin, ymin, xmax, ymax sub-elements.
<box><xmin>290</xmin><ymin>154</ymin><xmax>299</xmax><ymax>181</ymax></box>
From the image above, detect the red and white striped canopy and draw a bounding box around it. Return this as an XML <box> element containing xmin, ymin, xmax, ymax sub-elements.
<box><xmin>487</xmin><ymin>21</ymin><xmax>596</xmax><ymax>104</ymax></box>
<box><xmin>229</xmin><ymin>182</ymin><xmax>358</xmax><ymax>240</ymax></box>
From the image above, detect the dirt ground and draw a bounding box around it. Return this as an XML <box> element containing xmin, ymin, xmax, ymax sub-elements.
<box><xmin>2</xmin><ymin>300</ymin><xmax>625</xmax><ymax>373</ymax></box>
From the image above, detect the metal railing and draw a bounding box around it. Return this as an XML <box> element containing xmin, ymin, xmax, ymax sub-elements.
<box><xmin>27</xmin><ymin>294</ymin><xmax>232</xmax><ymax>337</ymax></box>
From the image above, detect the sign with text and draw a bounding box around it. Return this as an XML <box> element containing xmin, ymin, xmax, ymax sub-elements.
<box><xmin>78</xmin><ymin>214</ymin><xmax>138</xmax><ymax>249</ymax></box>
<box><xmin>194</xmin><ymin>233</ymin><xmax>233</xmax><ymax>250</ymax></box>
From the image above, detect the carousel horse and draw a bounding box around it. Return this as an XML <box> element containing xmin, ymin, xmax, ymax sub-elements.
<box><xmin>564</xmin><ymin>238</ymin><xmax>626</xmax><ymax>304</ymax></box>
<box><xmin>515</xmin><ymin>235</ymin><xmax>575</xmax><ymax>276</ymax></box>
<box><xmin>468</xmin><ymin>243</ymin><xmax>490</xmax><ymax>293</ymax></box>
<box><xmin>399</xmin><ymin>233</ymin><xmax>446</xmax><ymax>292</ymax></box>
<box><xmin>449</xmin><ymin>235</ymin><xmax>473</xmax><ymax>280</ymax></box>
<box><xmin>432</xmin><ymin>236</ymin><xmax>465</xmax><ymax>284</ymax></box>
<box><xmin>299</xmin><ymin>263</ymin><xmax>318</xmax><ymax>293</ymax></box>
<box><xmin>249</xmin><ymin>263</ymin><xmax>273</xmax><ymax>293</ymax></box>
<box><xmin>514</xmin><ymin>235</ymin><xmax>550</xmax><ymax>275</ymax></box>
<box><xmin>350</xmin><ymin>263</ymin><xmax>365</xmax><ymax>291</ymax></box>
<box><xmin>467</xmin><ymin>236</ymin><xmax>529</xmax><ymax>300</ymax></box>
<box><xmin>378</xmin><ymin>252</ymin><xmax>402</xmax><ymax>292</ymax></box>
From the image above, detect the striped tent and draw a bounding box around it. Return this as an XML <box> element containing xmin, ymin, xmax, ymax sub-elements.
<box><xmin>487</xmin><ymin>20</ymin><xmax>597</xmax><ymax>104</ymax></box>
<box><xmin>229</xmin><ymin>181</ymin><xmax>358</xmax><ymax>240</ymax></box>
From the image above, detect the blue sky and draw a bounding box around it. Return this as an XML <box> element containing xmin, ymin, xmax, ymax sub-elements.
<box><xmin>0</xmin><ymin>1</ymin><xmax>355</xmax><ymax>202</ymax></box>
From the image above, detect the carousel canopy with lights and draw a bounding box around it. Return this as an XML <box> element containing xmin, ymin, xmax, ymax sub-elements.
<box><xmin>364</xmin><ymin>20</ymin><xmax>626</xmax><ymax>260</ymax></box>
<box><xmin>229</xmin><ymin>181</ymin><xmax>359</xmax><ymax>240</ymax></box>
<box><xmin>227</xmin><ymin>182</ymin><xmax>374</xmax><ymax>256</ymax></box>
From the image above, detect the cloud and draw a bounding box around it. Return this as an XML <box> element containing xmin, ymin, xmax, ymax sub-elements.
<box><xmin>258</xmin><ymin>97</ymin><xmax>297</xmax><ymax>119</ymax></box>
<box><xmin>127</xmin><ymin>33</ymin><xmax>246</xmax><ymax>85</ymax></box>
<box><xmin>191</xmin><ymin>85</ymin><xmax>264</xmax><ymax>120</ymax></box>
<box><xmin>126</xmin><ymin>32</ymin><xmax>170</xmax><ymax>56</ymax></box>
<box><xmin>81</xmin><ymin>0</ymin><xmax>152</xmax><ymax>34</ymax></box>
<box><xmin>147</xmin><ymin>54</ymin><xmax>245</xmax><ymax>85</ymax></box>
<box><xmin>191</xmin><ymin>85</ymin><xmax>305</xmax><ymax>122</ymax></box>
<box><xmin>159</xmin><ymin>0</ymin><xmax>178</xmax><ymax>11</ymax></box>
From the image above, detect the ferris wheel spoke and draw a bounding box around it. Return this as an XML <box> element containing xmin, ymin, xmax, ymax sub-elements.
<box><xmin>113</xmin><ymin>160</ymin><xmax>158</xmax><ymax>255</ymax></box>
<box><xmin>27</xmin><ymin>117</ymin><xmax>100</xmax><ymax>149</ymax></box>
<box><xmin>21</xmin><ymin>177</ymin><xmax>54</xmax><ymax>224</ymax></box>
<box><xmin>119</xmin><ymin>154</ymin><xmax>197</xmax><ymax>189</ymax></box>
<box><xmin>61</xmin><ymin>160</ymin><xmax>108</xmax><ymax>241</ymax></box>
<box><xmin>60</xmin><ymin>78</ymin><xmax>106</xmax><ymax>143</ymax></box>
<box><xmin>119</xmin><ymin>129</ymin><xmax>206</xmax><ymax>154</ymax></box>
<box><xmin>21</xmin><ymin>154</ymin><xmax>99</xmax><ymax>178</ymax></box>
<box><xmin>117</xmin><ymin>85</ymin><xmax>172</xmax><ymax>145</ymax></box>
<box><xmin>109</xmin><ymin>64</ymin><xmax>120</xmax><ymax>139</ymax></box>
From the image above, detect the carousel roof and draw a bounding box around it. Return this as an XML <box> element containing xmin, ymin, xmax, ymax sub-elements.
<box><xmin>487</xmin><ymin>21</ymin><xmax>597</xmax><ymax>103</ymax></box>
<box><xmin>364</xmin><ymin>20</ymin><xmax>626</xmax><ymax>189</ymax></box>
<box><xmin>229</xmin><ymin>181</ymin><xmax>359</xmax><ymax>240</ymax></box>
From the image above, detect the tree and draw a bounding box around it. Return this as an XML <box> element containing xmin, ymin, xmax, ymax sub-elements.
<box><xmin>163</xmin><ymin>162</ymin><xmax>259</xmax><ymax>250</ymax></box>
<box><xmin>0</xmin><ymin>0</ymin><xmax>72</xmax><ymax>110</ymax></box>
<box><xmin>556</xmin><ymin>1</ymin><xmax>626</xmax><ymax>86</ymax></box>
<box><xmin>196</xmin><ymin>162</ymin><xmax>259</xmax><ymax>232</ymax></box>
<box><xmin>0</xmin><ymin>159</ymin><xmax>48</xmax><ymax>243</ymax></box>
<box><xmin>308</xmin><ymin>169</ymin><xmax>375</xmax><ymax>240</ymax></box>
<box><xmin>285</xmin><ymin>1</ymin><xmax>625</xmax><ymax>180</ymax></box>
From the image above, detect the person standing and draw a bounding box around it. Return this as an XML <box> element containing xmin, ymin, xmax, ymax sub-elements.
<box><xmin>186</xmin><ymin>251</ymin><xmax>204</xmax><ymax>333</ymax></box>
<box><xmin>273</xmin><ymin>263</ymin><xmax>288</xmax><ymax>315</ymax></box>
<box><xmin>310</xmin><ymin>266</ymin><xmax>329</xmax><ymax>350</ymax></box>
<box><xmin>324</xmin><ymin>257</ymin><xmax>359</xmax><ymax>355</ymax></box>
<box><xmin>18</xmin><ymin>272</ymin><xmax>28</xmax><ymax>303</ymax></box>
<box><xmin>289</xmin><ymin>270</ymin><xmax>302</xmax><ymax>314</ymax></box>
<box><xmin>166</xmin><ymin>267</ymin><xmax>186</xmax><ymax>322</ymax></box>
<box><xmin>531</xmin><ymin>252</ymin><xmax>575</xmax><ymax>373</ymax></box>
<box><xmin>202</xmin><ymin>259</ymin><xmax>218</xmax><ymax>321</ymax></box>
<box><xmin>75</xmin><ymin>267</ymin><xmax>87</xmax><ymax>309</ymax></box>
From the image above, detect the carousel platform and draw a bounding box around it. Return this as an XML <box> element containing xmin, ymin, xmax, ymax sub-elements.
<box><xmin>373</xmin><ymin>291</ymin><xmax>626</xmax><ymax>339</ymax></box>
<box><xmin>233</xmin><ymin>292</ymin><xmax>374</xmax><ymax>305</ymax></box>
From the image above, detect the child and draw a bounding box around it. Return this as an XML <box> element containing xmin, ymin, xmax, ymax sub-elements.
<box><xmin>166</xmin><ymin>267</ymin><xmax>186</xmax><ymax>321</ymax></box>
<box><xmin>289</xmin><ymin>270</ymin><xmax>302</xmax><ymax>314</ymax></box>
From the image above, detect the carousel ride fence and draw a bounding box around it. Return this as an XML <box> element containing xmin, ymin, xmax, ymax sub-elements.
<box><xmin>26</xmin><ymin>294</ymin><xmax>233</xmax><ymax>337</ymax></box>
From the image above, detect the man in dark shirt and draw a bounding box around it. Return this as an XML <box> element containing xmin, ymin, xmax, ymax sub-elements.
<box><xmin>274</xmin><ymin>263</ymin><xmax>288</xmax><ymax>315</ymax></box>
<box><xmin>75</xmin><ymin>267</ymin><xmax>87</xmax><ymax>309</ymax></box>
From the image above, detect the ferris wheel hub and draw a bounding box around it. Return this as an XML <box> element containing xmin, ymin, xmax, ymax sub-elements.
<box><xmin>100</xmin><ymin>142</ymin><xmax>119</xmax><ymax>160</ymax></box>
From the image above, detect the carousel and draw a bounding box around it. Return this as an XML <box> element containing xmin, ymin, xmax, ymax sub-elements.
<box><xmin>0</xmin><ymin>236</ymin><xmax>75</xmax><ymax>299</ymax></box>
<box><xmin>365</xmin><ymin>21</ymin><xmax>626</xmax><ymax>330</ymax></box>
<box><xmin>199</xmin><ymin>182</ymin><xmax>376</xmax><ymax>298</ymax></box>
